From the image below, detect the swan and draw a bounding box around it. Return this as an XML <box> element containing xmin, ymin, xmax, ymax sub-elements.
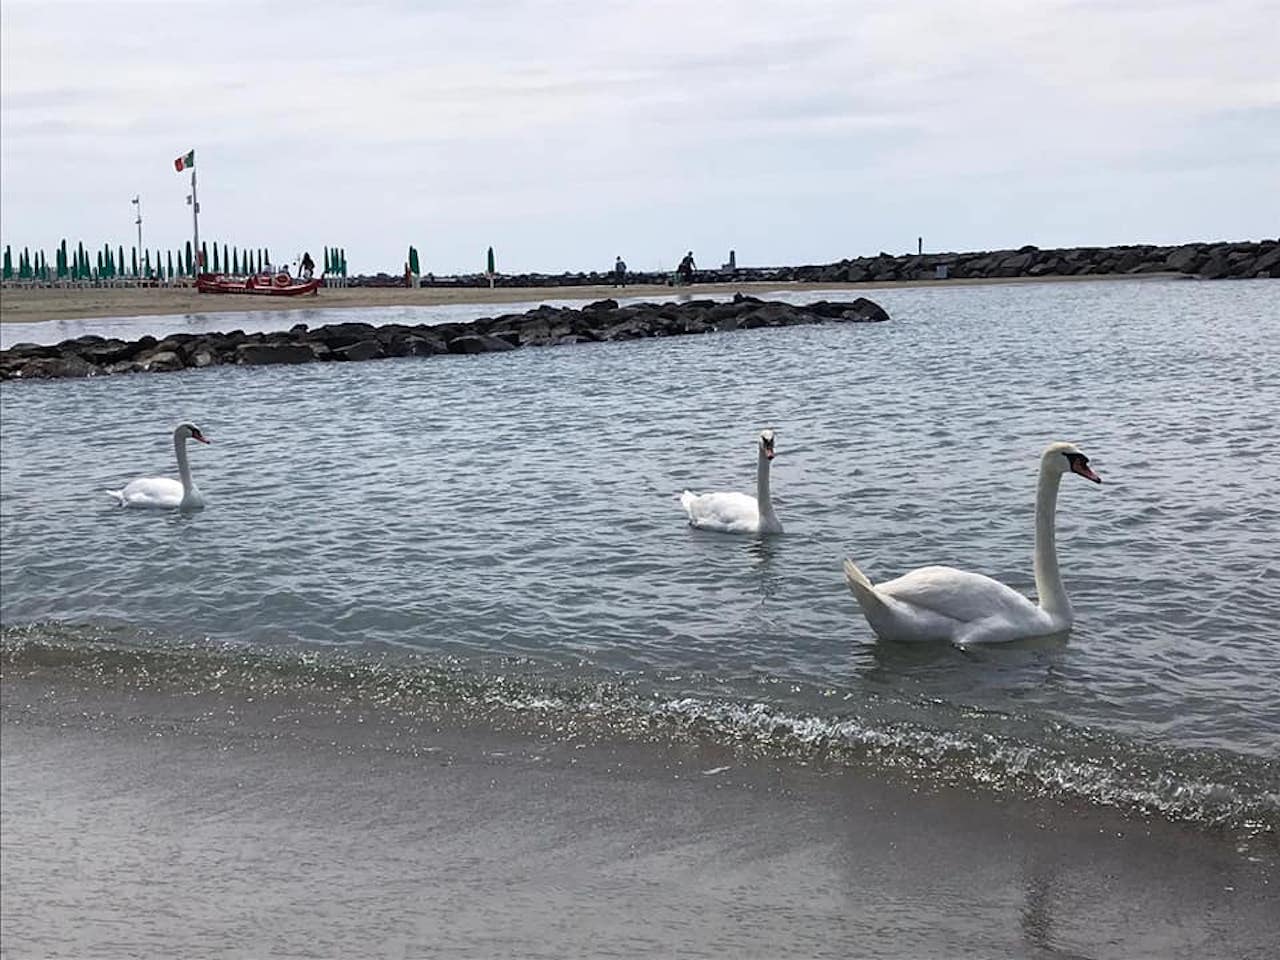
<box><xmin>680</xmin><ymin>429</ymin><xmax>782</xmax><ymax>534</ymax></box>
<box><xmin>842</xmin><ymin>441</ymin><xmax>1101</xmax><ymax>646</ymax></box>
<box><xmin>107</xmin><ymin>422</ymin><xmax>211</xmax><ymax>510</ymax></box>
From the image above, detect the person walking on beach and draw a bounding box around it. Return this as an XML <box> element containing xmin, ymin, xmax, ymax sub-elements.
<box><xmin>677</xmin><ymin>251</ymin><xmax>696</xmax><ymax>285</ymax></box>
<box><xmin>614</xmin><ymin>256</ymin><xmax>627</xmax><ymax>287</ymax></box>
<box><xmin>300</xmin><ymin>251</ymin><xmax>315</xmax><ymax>279</ymax></box>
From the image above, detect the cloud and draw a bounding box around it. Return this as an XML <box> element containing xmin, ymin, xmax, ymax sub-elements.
<box><xmin>2</xmin><ymin>0</ymin><xmax>1277</xmax><ymax>272</ymax></box>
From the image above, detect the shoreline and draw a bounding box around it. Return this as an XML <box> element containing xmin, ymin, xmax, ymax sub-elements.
<box><xmin>0</xmin><ymin>272</ymin><xmax>1184</xmax><ymax>326</ymax></box>
<box><xmin>4</xmin><ymin>668</ymin><xmax>1277</xmax><ymax>958</ymax></box>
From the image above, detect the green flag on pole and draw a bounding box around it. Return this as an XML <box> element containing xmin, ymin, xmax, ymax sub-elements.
<box><xmin>174</xmin><ymin>149</ymin><xmax>195</xmax><ymax>172</ymax></box>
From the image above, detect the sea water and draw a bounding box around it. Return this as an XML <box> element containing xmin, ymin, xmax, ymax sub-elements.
<box><xmin>3</xmin><ymin>277</ymin><xmax>1278</xmax><ymax>837</ymax></box>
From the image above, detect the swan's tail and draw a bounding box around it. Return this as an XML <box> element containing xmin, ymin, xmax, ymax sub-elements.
<box><xmin>105</xmin><ymin>489</ymin><xmax>125</xmax><ymax>506</ymax></box>
<box><xmin>843</xmin><ymin>559</ymin><xmax>888</xmax><ymax>620</ymax></box>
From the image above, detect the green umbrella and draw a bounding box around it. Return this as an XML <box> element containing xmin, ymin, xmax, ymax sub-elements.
<box><xmin>185</xmin><ymin>242</ymin><xmax>193</xmax><ymax>276</ymax></box>
<box><xmin>408</xmin><ymin>245</ymin><xmax>420</xmax><ymax>275</ymax></box>
<box><xmin>486</xmin><ymin>246</ymin><xmax>495</xmax><ymax>275</ymax></box>
<box><xmin>2</xmin><ymin>246</ymin><xmax>10</xmax><ymax>281</ymax></box>
<box><xmin>167</xmin><ymin>251</ymin><xmax>175</xmax><ymax>279</ymax></box>
<box><xmin>212</xmin><ymin>244</ymin><xmax>220</xmax><ymax>272</ymax></box>
<box><xmin>233</xmin><ymin>248</ymin><xmax>240</xmax><ymax>274</ymax></box>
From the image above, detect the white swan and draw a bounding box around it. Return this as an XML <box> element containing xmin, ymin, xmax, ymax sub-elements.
<box><xmin>680</xmin><ymin>429</ymin><xmax>782</xmax><ymax>534</ymax></box>
<box><xmin>843</xmin><ymin>442</ymin><xmax>1101</xmax><ymax>646</ymax></box>
<box><xmin>107</xmin><ymin>422</ymin><xmax>211</xmax><ymax>510</ymax></box>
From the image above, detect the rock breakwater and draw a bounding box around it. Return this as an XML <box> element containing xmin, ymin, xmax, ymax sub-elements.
<box><xmin>0</xmin><ymin>295</ymin><xmax>889</xmax><ymax>382</ymax></box>
<box><xmin>795</xmin><ymin>239</ymin><xmax>1279</xmax><ymax>285</ymax></box>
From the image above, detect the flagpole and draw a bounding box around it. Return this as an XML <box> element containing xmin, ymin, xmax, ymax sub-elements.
<box><xmin>190</xmin><ymin>163</ymin><xmax>200</xmax><ymax>278</ymax></box>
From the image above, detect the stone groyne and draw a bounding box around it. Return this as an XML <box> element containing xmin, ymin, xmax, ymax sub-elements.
<box><xmin>794</xmin><ymin>239</ymin><xmax>1279</xmax><ymax>285</ymax></box>
<box><xmin>349</xmin><ymin>239</ymin><xmax>1278</xmax><ymax>288</ymax></box>
<box><xmin>0</xmin><ymin>295</ymin><xmax>889</xmax><ymax>382</ymax></box>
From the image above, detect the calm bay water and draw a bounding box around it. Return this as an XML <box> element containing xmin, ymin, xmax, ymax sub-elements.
<box><xmin>3</xmin><ymin>278</ymin><xmax>1278</xmax><ymax>835</ymax></box>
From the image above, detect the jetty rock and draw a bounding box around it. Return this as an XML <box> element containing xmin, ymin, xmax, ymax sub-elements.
<box><xmin>0</xmin><ymin>294</ymin><xmax>889</xmax><ymax>382</ymax></box>
<box><xmin>792</xmin><ymin>238</ymin><xmax>1279</xmax><ymax>284</ymax></box>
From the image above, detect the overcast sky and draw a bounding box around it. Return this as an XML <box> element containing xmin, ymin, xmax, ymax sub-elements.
<box><xmin>2</xmin><ymin>0</ymin><xmax>1276</xmax><ymax>275</ymax></box>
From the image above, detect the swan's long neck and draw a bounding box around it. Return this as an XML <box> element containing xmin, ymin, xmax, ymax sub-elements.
<box><xmin>174</xmin><ymin>434</ymin><xmax>194</xmax><ymax>494</ymax></box>
<box><xmin>1033</xmin><ymin>464</ymin><xmax>1070</xmax><ymax>620</ymax></box>
<box><xmin>756</xmin><ymin>449</ymin><xmax>777</xmax><ymax>520</ymax></box>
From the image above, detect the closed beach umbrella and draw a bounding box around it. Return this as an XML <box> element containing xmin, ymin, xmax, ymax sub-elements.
<box><xmin>167</xmin><ymin>251</ymin><xmax>175</xmax><ymax>278</ymax></box>
<box><xmin>408</xmin><ymin>245</ymin><xmax>420</xmax><ymax>275</ymax></box>
<box><xmin>233</xmin><ymin>248</ymin><xmax>240</xmax><ymax>274</ymax></box>
<box><xmin>117</xmin><ymin>245</ymin><xmax>124</xmax><ymax>278</ymax></box>
<box><xmin>2</xmin><ymin>246</ymin><xmax>10</xmax><ymax>281</ymax></box>
<box><xmin>212</xmin><ymin>244</ymin><xmax>220</xmax><ymax>272</ymax></box>
<box><xmin>487</xmin><ymin>246</ymin><xmax>495</xmax><ymax>275</ymax></box>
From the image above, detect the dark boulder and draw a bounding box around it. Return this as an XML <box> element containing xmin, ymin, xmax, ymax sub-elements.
<box><xmin>313</xmin><ymin>322</ymin><xmax>378</xmax><ymax>349</ymax></box>
<box><xmin>334</xmin><ymin>339</ymin><xmax>385</xmax><ymax>362</ymax></box>
<box><xmin>1165</xmin><ymin>244</ymin><xmax>1206</xmax><ymax>273</ymax></box>
<box><xmin>447</xmin><ymin>334</ymin><xmax>517</xmax><ymax>354</ymax></box>
<box><xmin>18</xmin><ymin>354</ymin><xmax>98</xmax><ymax>379</ymax></box>
<box><xmin>137</xmin><ymin>350</ymin><xmax>186</xmax><ymax>373</ymax></box>
<box><xmin>235</xmin><ymin>342</ymin><xmax>316</xmax><ymax>365</ymax></box>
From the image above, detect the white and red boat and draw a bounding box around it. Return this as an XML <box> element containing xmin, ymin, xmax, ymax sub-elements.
<box><xmin>196</xmin><ymin>272</ymin><xmax>322</xmax><ymax>296</ymax></box>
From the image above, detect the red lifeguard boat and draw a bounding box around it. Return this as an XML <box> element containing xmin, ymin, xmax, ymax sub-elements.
<box><xmin>196</xmin><ymin>271</ymin><xmax>322</xmax><ymax>296</ymax></box>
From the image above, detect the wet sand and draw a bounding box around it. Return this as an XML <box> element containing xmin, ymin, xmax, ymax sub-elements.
<box><xmin>0</xmin><ymin>273</ymin><xmax>1179</xmax><ymax>326</ymax></box>
<box><xmin>2</xmin><ymin>671</ymin><xmax>1274</xmax><ymax>959</ymax></box>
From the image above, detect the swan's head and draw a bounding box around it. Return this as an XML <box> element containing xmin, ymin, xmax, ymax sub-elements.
<box><xmin>1043</xmin><ymin>441</ymin><xmax>1099</xmax><ymax>483</ymax></box>
<box><xmin>176</xmin><ymin>422</ymin><xmax>211</xmax><ymax>445</ymax></box>
<box><xmin>758</xmin><ymin>429</ymin><xmax>776</xmax><ymax>461</ymax></box>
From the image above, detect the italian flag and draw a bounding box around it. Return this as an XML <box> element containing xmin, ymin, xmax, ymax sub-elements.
<box><xmin>174</xmin><ymin>149</ymin><xmax>195</xmax><ymax>172</ymax></box>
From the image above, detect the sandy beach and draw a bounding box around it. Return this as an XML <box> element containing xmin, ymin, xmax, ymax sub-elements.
<box><xmin>0</xmin><ymin>273</ymin><xmax>1180</xmax><ymax>326</ymax></box>
<box><xmin>3</xmin><ymin>665</ymin><xmax>1276</xmax><ymax>960</ymax></box>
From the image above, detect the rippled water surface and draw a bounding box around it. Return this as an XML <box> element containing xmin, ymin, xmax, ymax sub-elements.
<box><xmin>3</xmin><ymin>278</ymin><xmax>1279</xmax><ymax>831</ymax></box>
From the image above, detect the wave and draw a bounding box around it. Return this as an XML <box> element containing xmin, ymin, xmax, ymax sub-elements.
<box><xmin>3</xmin><ymin>620</ymin><xmax>1276</xmax><ymax>843</ymax></box>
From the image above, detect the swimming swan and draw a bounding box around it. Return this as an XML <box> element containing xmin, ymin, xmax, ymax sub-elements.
<box><xmin>680</xmin><ymin>429</ymin><xmax>782</xmax><ymax>534</ymax></box>
<box><xmin>107</xmin><ymin>422</ymin><xmax>211</xmax><ymax>510</ymax></box>
<box><xmin>843</xmin><ymin>442</ymin><xmax>1101</xmax><ymax>646</ymax></box>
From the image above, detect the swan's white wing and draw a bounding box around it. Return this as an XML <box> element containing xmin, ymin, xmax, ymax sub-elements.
<box><xmin>119</xmin><ymin>476</ymin><xmax>184</xmax><ymax>509</ymax></box>
<box><xmin>680</xmin><ymin>490</ymin><xmax>759</xmax><ymax>534</ymax></box>
<box><xmin>876</xmin><ymin>565</ymin><xmax>1042</xmax><ymax>625</ymax></box>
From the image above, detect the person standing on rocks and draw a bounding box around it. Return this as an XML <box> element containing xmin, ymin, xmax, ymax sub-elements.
<box><xmin>614</xmin><ymin>256</ymin><xmax>627</xmax><ymax>287</ymax></box>
<box><xmin>677</xmin><ymin>251</ymin><xmax>696</xmax><ymax>285</ymax></box>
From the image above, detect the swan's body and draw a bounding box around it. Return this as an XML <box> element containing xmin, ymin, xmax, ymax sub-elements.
<box><xmin>107</xmin><ymin>422</ymin><xmax>211</xmax><ymax>510</ymax></box>
<box><xmin>680</xmin><ymin>430</ymin><xmax>782</xmax><ymax>534</ymax></box>
<box><xmin>843</xmin><ymin>442</ymin><xmax>1101</xmax><ymax>646</ymax></box>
